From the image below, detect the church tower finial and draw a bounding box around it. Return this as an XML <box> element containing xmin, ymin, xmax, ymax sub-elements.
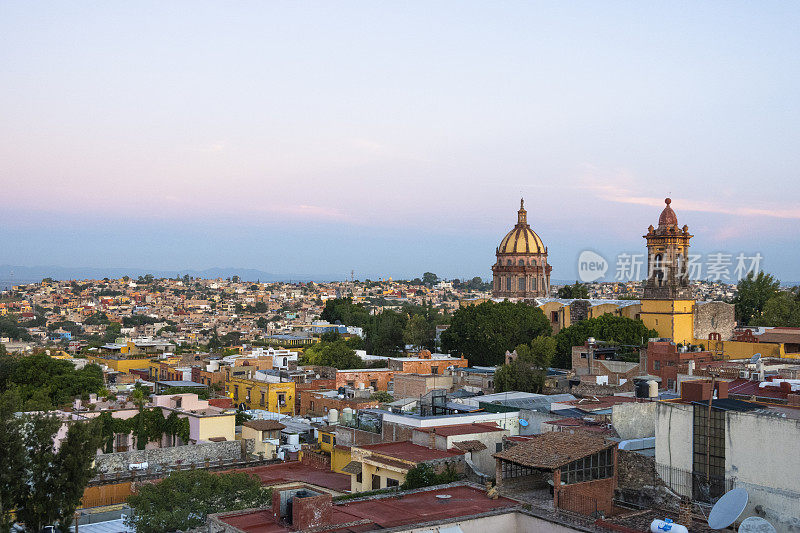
<box><xmin>518</xmin><ymin>198</ymin><xmax>527</xmax><ymax>226</ymax></box>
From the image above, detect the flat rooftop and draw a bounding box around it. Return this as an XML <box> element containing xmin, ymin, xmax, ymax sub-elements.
<box><xmin>226</xmin><ymin>462</ymin><xmax>351</xmax><ymax>493</ymax></box>
<box><xmin>217</xmin><ymin>485</ymin><xmax>519</xmax><ymax>532</ymax></box>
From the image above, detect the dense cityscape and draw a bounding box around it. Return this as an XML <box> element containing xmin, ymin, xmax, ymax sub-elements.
<box><xmin>3</xmin><ymin>3</ymin><xmax>800</xmax><ymax>533</ymax></box>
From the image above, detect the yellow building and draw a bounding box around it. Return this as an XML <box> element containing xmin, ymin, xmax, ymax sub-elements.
<box><xmin>641</xmin><ymin>299</ymin><xmax>695</xmax><ymax>346</ymax></box>
<box><xmin>86</xmin><ymin>355</ymin><xmax>152</xmax><ymax>373</ymax></box>
<box><xmin>344</xmin><ymin>442</ymin><xmax>463</xmax><ymax>492</ymax></box>
<box><xmin>537</xmin><ymin>298</ymin><xmax>642</xmax><ymax>334</ymax></box>
<box><xmin>227</xmin><ymin>377</ymin><xmax>296</xmax><ymax>415</ymax></box>
<box><xmin>241</xmin><ymin>419</ymin><xmax>285</xmax><ymax>459</ymax></box>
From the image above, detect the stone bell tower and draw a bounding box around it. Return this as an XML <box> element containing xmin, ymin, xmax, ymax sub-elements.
<box><xmin>640</xmin><ymin>198</ymin><xmax>695</xmax><ymax>343</ymax></box>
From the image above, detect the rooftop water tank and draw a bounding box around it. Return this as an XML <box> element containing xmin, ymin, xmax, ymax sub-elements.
<box><xmin>648</xmin><ymin>380</ymin><xmax>658</xmax><ymax>398</ymax></box>
<box><xmin>328</xmin><ymin>408</ymin><xmax>339</xmax><ymax>424</ymax></box>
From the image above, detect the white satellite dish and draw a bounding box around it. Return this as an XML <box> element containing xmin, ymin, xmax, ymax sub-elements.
<box><xmin>708</xmin><ymin>488</ymin><xmax>749</xmax><ymax>529</ymax></box>
<box><xmin>738</xmin><ymin>517</ymin><xmax>777</xmax><ymax>533</ymax></box>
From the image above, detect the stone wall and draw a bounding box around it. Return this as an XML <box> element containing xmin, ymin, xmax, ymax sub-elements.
<box><xmin>569</xmin><ymin>300</ymin><xmax>589</xmax><ymax>323</ymax></box>
<box><xmin>694</xmin><ymin>301</ymin><xmax>735</xmax><ymax>341</ymax></box>
<box><xmin>612</xmin><ymin>401</ymin><xmax>656</xmax><ymax>440</ymax></box>
<box><xmin>94</xmin><ymin>440</ymin><xmax>247</xmax><ymax>474</ymax></box>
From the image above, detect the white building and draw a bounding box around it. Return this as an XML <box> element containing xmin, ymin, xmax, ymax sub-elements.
<box><xmin>655</xmin><ymin>398</ymin><xmax>800</xmax><ymax>533</ymax></box>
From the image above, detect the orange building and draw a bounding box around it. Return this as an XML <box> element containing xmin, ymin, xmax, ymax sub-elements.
<box><xmin>387</xmin><ymin>350</ymin><xmax>468</xmax><ymax>375</ymax></box>
<box><xmin>335</xmin><ymin>369</ymin><xmax>395</xmax><ymax>392</ymax></box>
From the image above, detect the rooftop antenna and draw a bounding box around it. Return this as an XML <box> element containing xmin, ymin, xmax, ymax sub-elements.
<box><xmin>707</xmin><ymin>487</ymin><xmax>748</xmax><ymax>529</ymax></box>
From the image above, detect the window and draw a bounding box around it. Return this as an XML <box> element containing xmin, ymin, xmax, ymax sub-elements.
<box><xmin>356</xmin><ymin>472</ymin><xmax>362</xmax><ymax>483</ymax></box>
<box><xmin>518</xmin><ymin>277</ymin><xmax>526</xmax><ymax>291</ymax></box>
<box><xmin>560</xmin><ymin>448</ymin><xmax>614</xmax><ymax>485</ymax></box>
<box><xmin>431</xmin><ymin>366</ymin><xmax>438</xmax><ymax>375</ymax></box>
<box><xmin>654</xmin><ymin>361</ymin><xmax>661</xmax><ymax>370</ymax></box>
<box><xmin>278</xmin><ymin>393</ymin><xmax>286</xmax><ymax>407</ymax></box>
<box><xmin>372</xmin><ymin>474</ymin><xmax>381</xmax><ymax>490</ymax></box>
<box><xmin>581</xmin><ymin>353</ymin><xmax>587</xmax><ymax>359</ymax></box>
<box><xmin>370</xmin><ymin>380</ymin><xmax>377</xmax><ymax>389</ymax></box>
<box><xmin>347</xmin><ymin>381</ymin><xmax>355</xmax><ymax>388</ymax></box>
<box><xmin>260</xmin><ymin>392</ymin><xmax>265</xmax><ymax>406</ymax></box>
<box><xmin>496</xmin><ymin>442</ymin><xmax>503</xmax><ymax>453</ymax></box>
<box><xmin>518</xmin><ymin>259</ymin><xmax>525</xmax><ymax>266</ymax></box>
<box><xmin>693</xmin><ymin>405</ymin><xmax>725</xmax><ymax>489</ymax></box>
<box><xmin>386</xmin><ymin>478</ymin><xmax>399</xmax><ymax>487</ymax></box>
<box><xmin>551</xmin><ymin>311</ymin><xmax>559</xmax><ymax>323</ymax></box>
<box><xmin>506</xmin><ymin>278</ymin><xmax>512</xmax><ymax>291</ymax></box>
<box><xmin>321</xmin><ymin>434</ymin><xmax>331</xmax><ymax>444</ymax></box>
<box><xmin>532</xmin><ymin>277</ymin><xmax>537</xmax><ymax>290</ymax></box>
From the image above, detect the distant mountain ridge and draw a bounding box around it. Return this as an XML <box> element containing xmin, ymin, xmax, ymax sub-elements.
<box><xmin>0</xmin><ymin>265</ymin><xmax>336</xmax><ymax>283</ymax></box>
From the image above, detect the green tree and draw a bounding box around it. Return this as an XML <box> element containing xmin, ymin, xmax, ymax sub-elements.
<box><xmin>494</xmin><ymin>359</ymin><xmax>546</xmax><ymax>393</ymax></box>
<box><xmin>126</xmin><ymin>470</ymin><xmax>270</xmax><ymax>533</ymax></box>
<box><xmin>0</xmin><ymin>353</ymin><xmax>104</xmax><ymax>410</ymax></box>
<box><xmin>0</xmin><ymin>392</ymin><xmax>26</xmax><ymax>530</ymax></box>
<box><xmin>441</xmin><ymin>301</ymin><xmax>552</xmax><ymax>366</ymax></box>
<box><xmin>516</xmin><ymin>335</ymin><xmax>556</xmax><ymax>369</ymax></box>
<box><xmin>403</xmin><ymin>314</ymin><xmax>432</xmax><ymax>351</ymax></box>
<box><xmin>320</xmin><ymin>298</ymin><xmax>371</xmax><ymax>327</ymax></box>
<box><xmin>12</xmin><ymin>414</ymin><xmax>101</xmax><ymax>531</ymax></box>
<box><xmin>302</xmin><ymin>340</ymin><xmax>363</xmax><ymax>369</ymax></box>
<box><xmin>734</xmin><ymin>271</ymin><xmax>780</xmax><ymax>325</ymax></box>
<box><xmin>364</xmin><ymin>310</ymin><xmax>407</xmax><ymax>356</ymax></box>
<box><xmin>752</xmin><ymin>291</ymin><xmax>800</xmax><ymax>327</ymax></box>
<box><xmin>422</xmin><ymin>272</ymin><xmax>439</xmax><ymax>287</ymax></box>
<box><xmin>400</xmin><ymin>463</ymin><xmax>460</xmax><ymax>490</ymax></box>
<box><xmin>553</xmin><ymin>314</ymin><xmax>658</xmax><ymax>369</ymax></box>
<box><xmin>557</xmin><ymin>282</ymin><xmax>589</xmax><ymax>299</ymax></box>
<box><xmin>370</xmin><ymin>391</ymin><xmax>393</xmax><ymax>403</ymax></box>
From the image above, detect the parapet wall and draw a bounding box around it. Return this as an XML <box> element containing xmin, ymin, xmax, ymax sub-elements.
<box><xmin>94</xmin><ymin>439</ymin><xmax>248</xmax><ymax>473</ymax></box>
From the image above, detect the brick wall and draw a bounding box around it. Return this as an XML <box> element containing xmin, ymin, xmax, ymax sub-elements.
<box><xmin>298</xmin><ymin>392</ymin><xmax>378</xmax><ymax>416</ymax></box>
<box><xmin>335</xmin><ymin>370</ymin><xmax>394</xmax><ymax>391</ymax></box>
<box><xmin>293</xmin><ymin>492</ymin><xmax>332</xmax><ymax>530</ymax></box>
<box><xmin>393</xmin><ymin>374</ymin><xmax>454</xmax><ymax>399</ymax></box>
<box><xmin>554</xmin><ymin>447</ymin><xmax>618</xmax><ymax>515</ymax></box>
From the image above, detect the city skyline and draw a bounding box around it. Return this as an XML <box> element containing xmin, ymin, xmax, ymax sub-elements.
<box><xmin>3</xmin><ymin>2</ymin><xmax>800</xmax><ymax>281</ymax></box>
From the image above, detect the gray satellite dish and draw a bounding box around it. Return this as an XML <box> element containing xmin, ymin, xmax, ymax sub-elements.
<box><xmin>739</xmin><ymin>517</ymin><xmax>777</xmax><ymax>533</ymax></box>
<box><xmin>708</xmin><ymin>488</ymin><xmax>749</xmax><ymax>529</ymax></box>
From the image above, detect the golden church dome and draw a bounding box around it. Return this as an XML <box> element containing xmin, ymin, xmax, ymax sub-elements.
<box><xmin>497</xmin><ymin>199</ymin><xmax>546</xmax><ymax>254</ymax></box>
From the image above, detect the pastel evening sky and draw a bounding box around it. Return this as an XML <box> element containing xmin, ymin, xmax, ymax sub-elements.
<box><xmin>2</xmin><ymin>2</ymin><xmax>799</xmax><ymax>281</ymax></box>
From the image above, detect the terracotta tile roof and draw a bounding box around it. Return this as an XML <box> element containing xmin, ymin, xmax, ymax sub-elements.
<box><xmin>341</xmin><ymin>461</ymin><xmax>362</xmax><ymax>475</ymax></box>
<box><xmin>243</xmin><ymin>419</ymin><xmax>286</xmax><ymax>431</ymax></box>
<box><xmin>452</xmin><ymin>440</ymin><xmax>487</xmax><ymax>452</ymax></box>
<box><xmin>493</xmin><ymin>432</ymin><xmax>616</xmax><ymax>469</ymax></box>
<box><xmin>365</xmin><ymin>455</ymin><xmax>413</xmax><ymax>471</ymax></box>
